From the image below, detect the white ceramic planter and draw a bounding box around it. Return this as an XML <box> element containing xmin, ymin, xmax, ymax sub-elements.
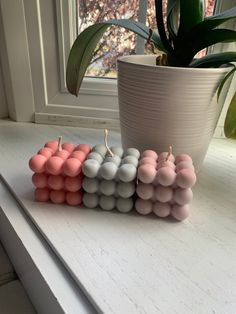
<box><xmin>117</xmin><ymin>55</ymin><xmax>230</xmax><ymax>170</ymax></box>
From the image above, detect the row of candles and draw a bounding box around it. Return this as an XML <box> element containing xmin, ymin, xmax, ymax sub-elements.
<box><xmin>29</xmin><ymin>131</ymin><xmax>196</xmax><ymax>221</ymax></box>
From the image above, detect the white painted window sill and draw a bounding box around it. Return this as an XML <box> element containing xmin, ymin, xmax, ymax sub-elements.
<box><xmin>0</xmin><ymin>119</ymin><xmax>236</xmax><ymax>314</ymax></box>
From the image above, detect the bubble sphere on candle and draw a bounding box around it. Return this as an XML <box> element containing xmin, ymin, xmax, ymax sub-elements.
<box><xmin>35</xmin><ymin>187</ymin><xmax>50</xmax><ymax>202</ymax></box>
<box><xmin>83</xmin><ymin>193</ymin><xmax>99</xmax><ymax>208</ymax></box>
<box><xmin>174</xmin><ymin>188</ymin><xmax>193</xmax><ymax>205</ymax></box>
<box><xmin>62</xmin><ymin>142</ymin><xmax>76</xmax><ymax>153</ymax></box>
<box><xmin>82</xmin><ymin>178</ymin><xmax>99</xmax><ymax>194</ymax></box>
<box><xmin>70</xmin><ymin>150</ymin><xmax>86</xmax><ymax>162</ymax></box>
<box><xmin>29</xmin><ymin>154</ymin><xmax>47</xmax><ymax>173</ymax></box>
<box><xmin>137</xmin><ymin>164</ymin><xmax>156</xmax><ymax>184</ymax></box>
<box><xmin>74</xmin><ymin>144</ymin><xmax>91</xmax><ymax>155</ymax></box>
<box><xmin>50</xmin><ymin>189</ymin><xmax>66</xmax><ymax>204</ymax></box>
<box><xmin>158</xmin><ymin>152</ymin><xmax>175</xmax><ymax>163</ymax></box>
<box><xmin>151</xmin><ymin>193</ymin><xmax>157</xmax><ymax>202</ymax></box>
<box><xmin>63</xmin><ymin>158</ymin><xmax>82</xmax><ymax>177</ymax></box>
<box><xmin>100</xmin><ymin>162</ymin><xmax>118</xmax><ymax>180</ymax></box>
<box><xmin>64</xmin><ymin>176</ymin><xmax>82</xmax><ymax>192</ymax></box>
<box><xmin>45</xmin><ymin>156</ymin><xmax>64</xmax><ymax>175</ymax></box>
<box><xmin>104</xmin><ymin>155</ymin><xmax>121</xmax><ymax>166</ymax></box>
<box><xmin>87</xmin><ymin>152</ymin><xmax>104</xmax><ymax>164</ymax></box>
<box><xmin>171</xmin><ymin>204</ymin><xmax>190</xmax><ymax>221</ymax></box>
<box><xmin>110</xmin><ymin>146</ymin><xmax>124</xmax><ymax>158</ymax></box>
<box><xmin>169</xmin><ymin>198</ymin><xmax>176</xmax><ymax>205</ymax></box>
<box><xmin>155</xmin><ymin>167</ymin><xmax>176</xmax><ymax>187</ymax></box>
<box><xmin>142</xmin><ymin>150</ymin><xmax>158</xmax><ymax>161</ymax></box>
<box><xmin>99</xmin><ymin>180</ymin><xmax>116</xmax><ymax>196</ymax></box>
<box><xmin>176</xmin><ymin>169</ymin><xmax>196</xmax><ymax>189</ymax></box>
<box><xmin>92</xmin><ymin>144</ymin><xmax>107</xmax><ymax>157</ymax></box>
<box><xmin>38</xmin><ymin>147</ymin><xmax>54</xmax><ymax>159</ymax></box>
<box><xmin>139</xmin><ymin>157</ymin><xmax>156</xmax><ymax>167</ymax></box>
<box><xmin>118</xmin><ymin>164</ymin><xmax>137</xmax><ymax>182</ymax></box>
<box><xmin>156</xmin><ymin>160</ymin><xmax>175</xmax><ymax>170</ymax></box>
<box><xmin>136</xmin><ymin>183</ymin><xmax>154</xmax><ymax>200</ymax></box>
<box><xmin>175</xmin><ymin>154</ymin><xmax>192</xmax><ymax>164</ymax></box>
<box><xmin>44</xmin><ymin>140</ymin><xmax>59</xmax><ymax>152</ymax></box>
<box><xmin>82</xmin><ymin>159</ymin><xmax>100</xmax><ymax>178</ymax></box>
<box><xmin>121</xmin><ymin>156</ymin><xmax>139</xmax><ymax>168</ymax></box>
<box><xmin>175</xmin><ymin>161</ymin><xmax>195</xmax><ymax>173</ymax></box>
<box><xmin>99</xmin><ymin>195</ymin><xmax>115</xmax><ymax>211</ymax></box>
<box><xmin>117</xmin><ymin>182</ymin><xmax>135</xmax><ymax>198</ymax></box>
<box><xmin>116</xmin><ymin>197</ymin><xmax>133</xmax><ymax>213</ymax></box>
<box><xmin>48</xmin><ymin>175</ymin><xmax>64</xmax><ymax>190</ymax></box>
<box><xmin>153</xmin><ymin>202</ymin><xmax>171</xmax><ymax>218</ymax></box>
<box><xmin>135</xmin><ymin>199</ymin><xmax>152</xmax><ymax>215</ymax></box>
<box><xmin>66</xmin><ymin>191</ymin><xmax>83</xmax><ymax>206</ymax></box>
<box><xmin>54</xmin><ymin>149</ymin><xmax>70</xmax><ymax>161</ymax></box>
<box><xmin>124</xmin><ymin>148</ymin><xmax>140</xmax><ymax>159</ymax></box>
<box><xmin>32</xmin><ymin>173</ymin><xmax>48</xmax><ymax>188</ymax></box>
<box><xmin>155</xmin><ymin>186</ymin><xmax>173</xmax><ymax>203</ymax></box>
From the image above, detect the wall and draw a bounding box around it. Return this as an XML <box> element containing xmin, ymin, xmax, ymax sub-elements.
<box><xmin>0</xmin><ymin>62</ymin><xmax>8</xmax><ymax>118</ymax></box>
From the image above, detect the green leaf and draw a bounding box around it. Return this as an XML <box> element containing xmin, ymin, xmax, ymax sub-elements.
<box><xmin>155</xmin><ymin>0</ymin><xmax>173</xmax><ymax>53</ymax></box>
<box><xmin>150</xmin><ymin>30</ymin><xmax>166</xmax><ymax>52</ymax></box>
<box><xmin>66</xmin><ymin>20</ymin><xmax>162</xmax><ymax>96</ymax></box>
<box><xmin>171</xmin><ymin>30</ymin><xmax>236</xmax><ymax>67</ymax></box>
<box><xmin>224</xmin><ymin>92</ymin><xmax>236</xmax><ymax>139</ymax></box>
<box><xmin>190</xmin><ymin>52</ymin><xmax>236</xmax><ymax>68</ymax></box>
<box><xmin>191</xmin><ymin>29</ymin><xmax>236</xmax><ymax>55</ymax></box>
<box><xmin>167</xmin><ymin>0</ymin><xmax>179</xmax><ymax>16</ymax></box>
<box><xmin>178</xmin><ymin>0</ymin><xmax>205</xmax><ymax>34</ymax></box>
<box><xmin>217</xmin><ymin>65</ymin><xmax>236</xmax><ymax>101</ymax></box>
<box><xmin>167</xmin><ymin>0</ymin><xmax>179</xmax><ymax>39</ymax></box>
<box><xmin>191</xmin><ymin>6</ymin><xmax>236</xmax><ymax>34</ymax></box>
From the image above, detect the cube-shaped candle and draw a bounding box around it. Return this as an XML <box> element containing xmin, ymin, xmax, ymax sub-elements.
<box><xmin>135</xmin><ymin>149</ymin><xmax>196</xmax><ymax>221</ymax></box>
<box><xmin>82</xmin><ymin>144</ymin><xmax>140</xmax><ymax>213</ymax></box>
<box><xmin>29</xmin><ymin>138</ymin><xmax>91</xmax><ymax>205</ymax></box>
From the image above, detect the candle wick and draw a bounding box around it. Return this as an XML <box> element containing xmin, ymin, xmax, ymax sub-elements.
<box><xmin>58</xmin><ymin>136</ymin><xmax>62</xmax><ymax>152</ymax></box>
<box><xmin>165</xmin><ymin>146</ymin><xmax>172</xmax><ymax>161</ymax></box>
<box><xmin>104</xmin><ymin>129</ymin><xmax>114</xmax><ymax>157</ymax></box>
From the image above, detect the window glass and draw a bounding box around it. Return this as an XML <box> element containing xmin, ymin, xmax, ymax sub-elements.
<box><xmin>77</xmin><ymin>1</ymin><xmax>139</xmax><ymax>78</ymax></box>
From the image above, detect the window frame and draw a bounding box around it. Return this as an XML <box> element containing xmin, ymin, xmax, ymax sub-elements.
<box><xmin>0</xmin><ymin>0</ymin><xmax>235</xmax><ymax>133</ymax></box>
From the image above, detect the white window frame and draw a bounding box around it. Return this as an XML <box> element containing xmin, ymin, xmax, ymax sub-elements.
<box><xmin>0</xmin><ymin>0</ymin><xmax>235</xmax><ymax>133</ymax></box>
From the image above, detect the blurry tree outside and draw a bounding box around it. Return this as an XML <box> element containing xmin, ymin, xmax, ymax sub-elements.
<box><xmin>77</xmin><ymin>0</ymin><xmax>216</xmax><ymax>78</ymax></box>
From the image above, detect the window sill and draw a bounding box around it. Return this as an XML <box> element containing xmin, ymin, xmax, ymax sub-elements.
<box><xmin>0</xmin><ymin>120</ymin><xmax>236</xmax><ymax>314</ymax></box>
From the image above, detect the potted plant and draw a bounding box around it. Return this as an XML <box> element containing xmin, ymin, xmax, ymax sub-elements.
<box><xmin>66</xmin><ymin>0</ymin><xmax>236</xmax><ymax>170</ymax></box>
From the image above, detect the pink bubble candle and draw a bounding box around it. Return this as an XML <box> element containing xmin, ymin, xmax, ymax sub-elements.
<box><xmin>48</xmin><ymin>175</ymin><xmax>64</xmax><ymax>190</ymax></box>
<box><xmin>64</xmin><ymin>176</ymin><xmax>82</xmax><ymax>192</ymax></box>
<box><xmin>44</xmin><ymin>140</ymin><xmax>59</xmax><ymax>152</ymax></box>
<box><xmin>29</xmin><ymin>136</ymin><xmax>91</xmax><ymax>206</ymax></box>
<box><xmin>29</xmin><ymin>155</ymin><xmax>47</xmax><ymax>173</ymax></box>
<box><xmin>32</xmin><ymin>173</ymin><xmax>48</xmax><ymax>188</ymax></box>
<box><xmin>75</xmin><ymin>144</ymin><xmax>91</xmax><ymax>155</ymax></box>
<box><xmin>35</xmin><ymin>187</ymin><xmax>50</xmax><ymax>202</ymax></box>
<box><xmin>66</xmin><ymin>191</ymin><xmax>83</xmax><ymax>206</ymax></box>
<box><xmin>136</xmin><ymin>147</ymin><xmax>196</xmax><ymax>221</ymax></box>
<box><xmin>38</xmin><ymin>147</ymin><xmax>54</xmax><ymax>159</ymax></box>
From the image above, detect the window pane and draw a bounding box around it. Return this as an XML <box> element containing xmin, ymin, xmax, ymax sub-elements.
<box><xmin>77</xmin><ymin>0</ymin><xmax>216</xmax><ymax>78</ymax></box>
<box><xmin>77</xmin><ymin>1</ymin><xmax>140</xmax><ymax>78</ymax></box>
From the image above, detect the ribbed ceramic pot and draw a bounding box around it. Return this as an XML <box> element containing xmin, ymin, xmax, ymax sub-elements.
<box><xmin>117</xmin><ymin>55</ymin><xmax>230</xmax><ymax>170</ymax></box>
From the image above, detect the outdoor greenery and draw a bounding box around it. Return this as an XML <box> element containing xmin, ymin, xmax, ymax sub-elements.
<box><xmin>67</xmin><ymin>0</ymin><xmax>236</xmax><ymax>138</ymax></box>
